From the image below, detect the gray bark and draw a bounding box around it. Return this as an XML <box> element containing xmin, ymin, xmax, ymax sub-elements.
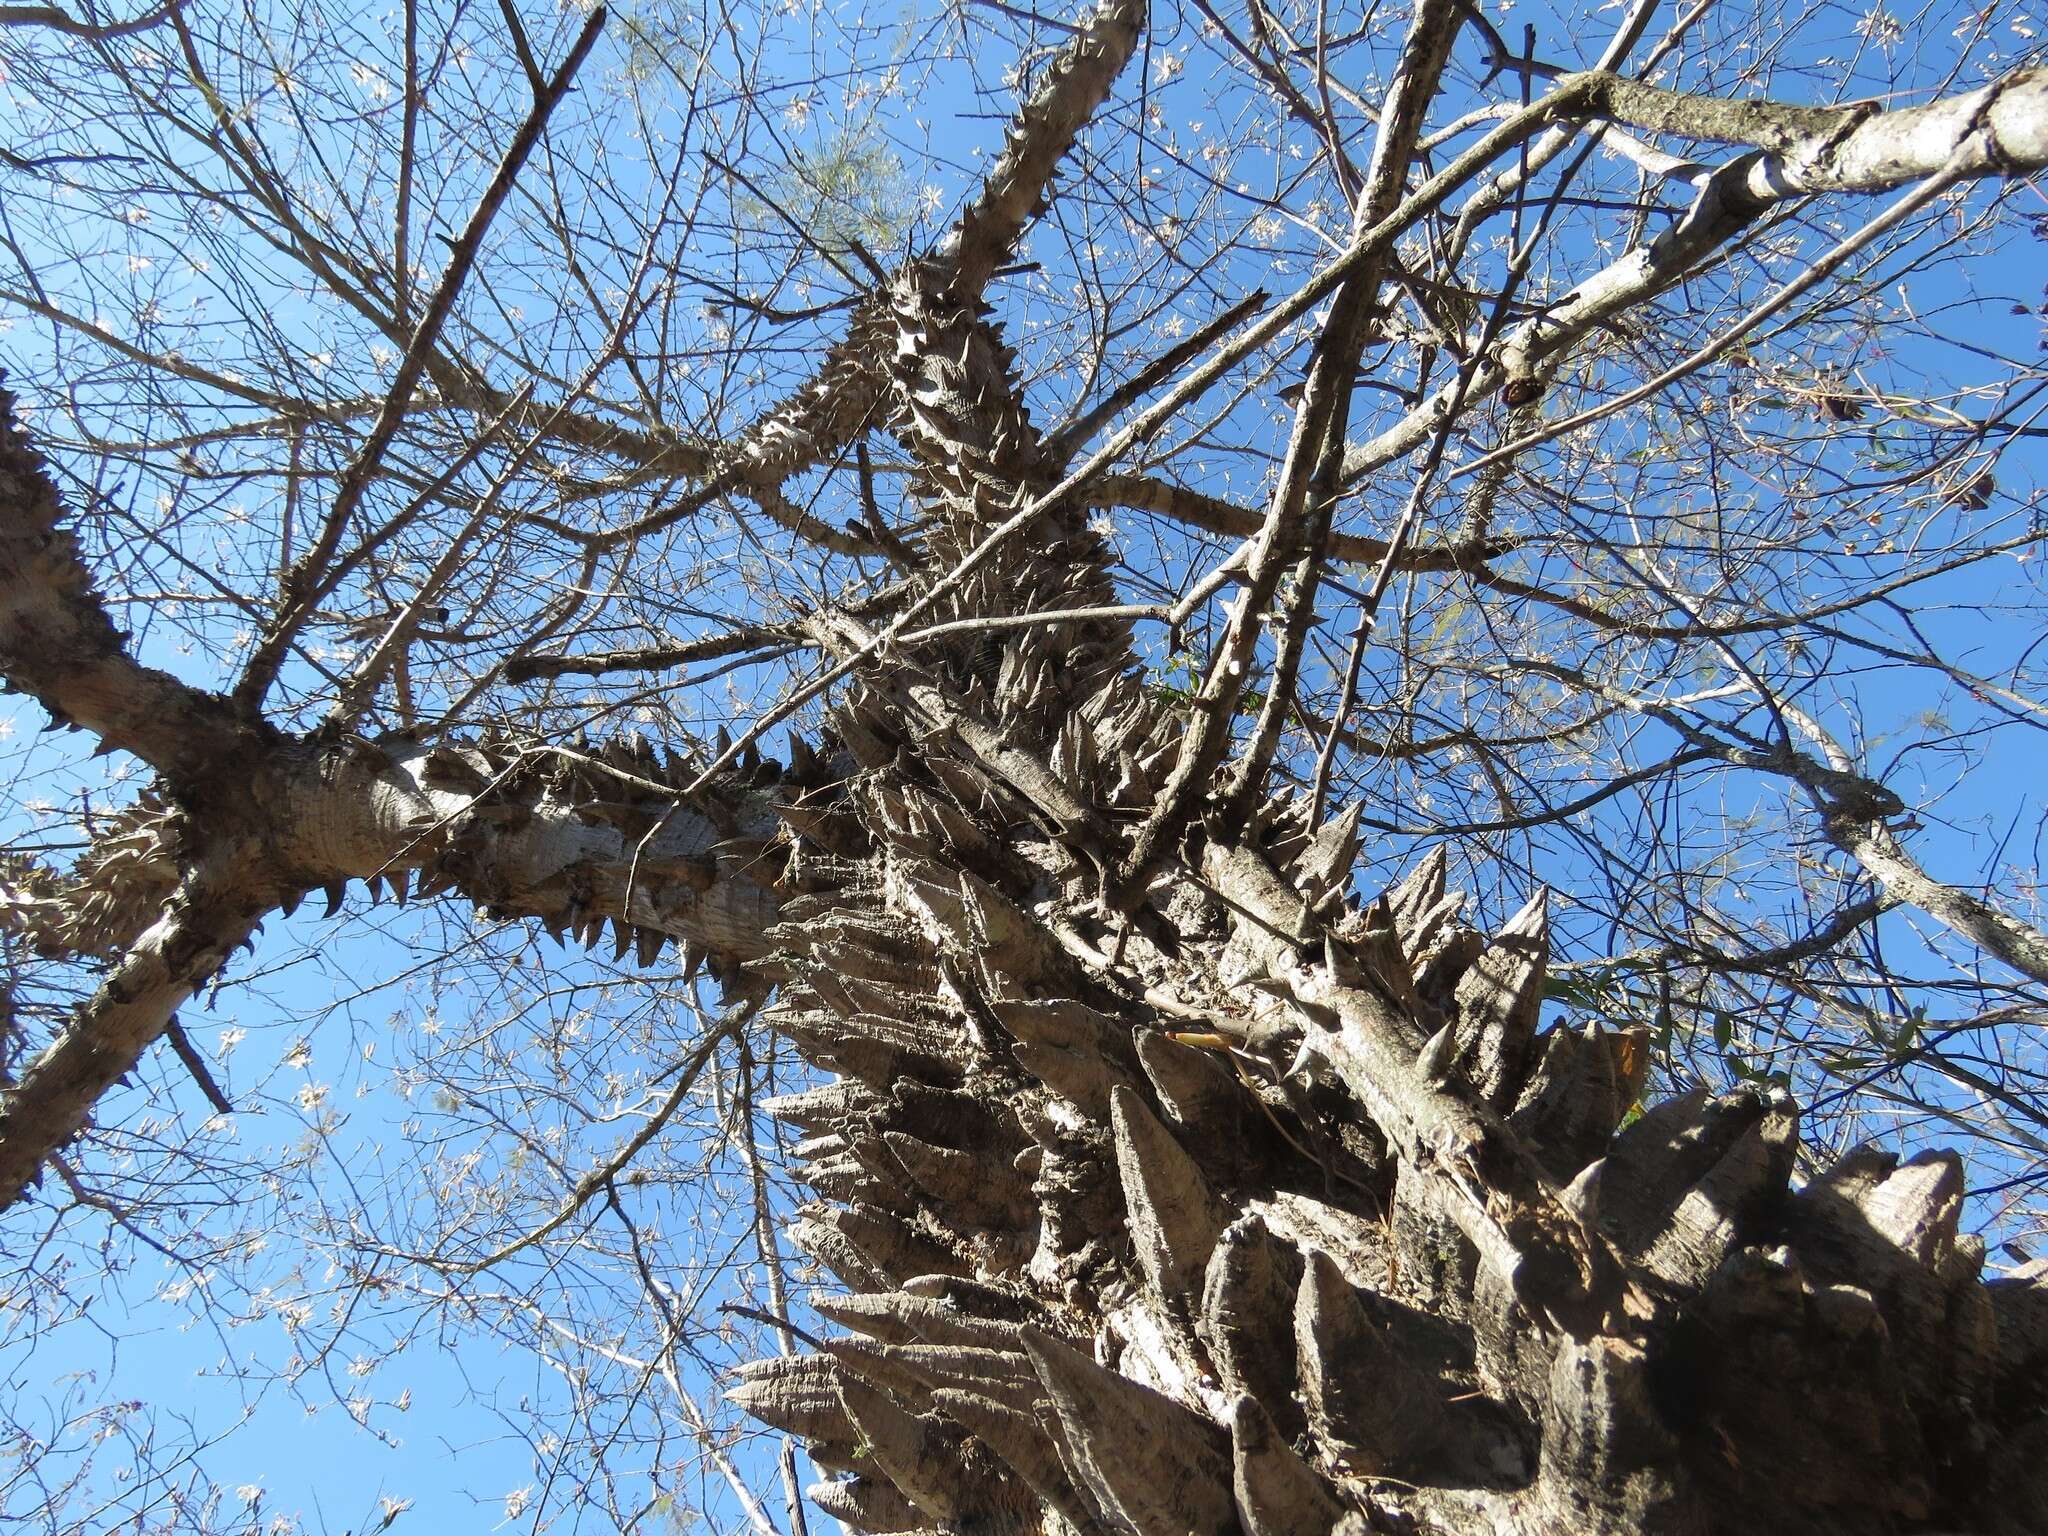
<box><xmin>6</xmin><ymin>2</ymin><xmax>2048</xmax><ymax>1531</ymax></box>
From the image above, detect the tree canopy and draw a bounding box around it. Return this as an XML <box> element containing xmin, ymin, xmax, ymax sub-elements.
<box><xmin>2</xmin><ymin>0</ymin><xmax>2046</xmax><ymax>1530</ymax></box>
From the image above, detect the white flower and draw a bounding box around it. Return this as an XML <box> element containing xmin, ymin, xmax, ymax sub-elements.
<box><xmin>237</xmin><ymin>1485</ymin><xmax>263</xmax><ymax>1506</ymax></box>
<box><xmin>217</xmin><ymin>1027</ymin><xmax>246</xmax><ymax>1054</ymax></box>
<box><xmin>283</xmin><ymin>1039</ymin><xmax>311</xmax><ymax>1068</ymax></box>
<box><xmin>294</xmin><ymin>1083</ymin><xmax>329</xmax><ymax>1111</ymax></box>
<box><xmin>1854</xmin><ymin>6</ymin><xmax>1904</xmax><ymax>45</ymax></box>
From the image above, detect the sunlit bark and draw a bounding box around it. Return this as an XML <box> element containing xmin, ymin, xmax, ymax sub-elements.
<box><xmin>5</xmin><ymin>0</ymin><xmax>2048</xmax><ymax>1530</ymax></box>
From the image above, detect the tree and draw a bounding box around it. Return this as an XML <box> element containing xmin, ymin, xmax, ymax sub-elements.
<box><xmin>3</xmin><ymin>0</ymin><xmax>2047</xmax><ymax>1530</ymax></box>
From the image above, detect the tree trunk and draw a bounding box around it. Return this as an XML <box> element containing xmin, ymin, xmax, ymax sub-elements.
<box><xmin>706</xmin><ymin>15</ymin><xmax>2048</xmax><ymax>1534</ymax></box>
<box><xmin>6</xmin><ymin>2</ymin><xmax>2048</xmax><ymax>1530</ymax></box>
<box><xmin>732</xmin><ymin>767</ymin><xmax>2048</xmax><ymax>1531</ymax></box>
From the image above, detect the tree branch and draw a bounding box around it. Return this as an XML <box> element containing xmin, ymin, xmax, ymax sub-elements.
<box><xmin>0</xmin><ymin>388</ymin><xmax>252</xmax><ymax>781</ymax></box>
<box><xmin>1090</xmin><ymin>471</ymin><xmax>1518</xmax><ymax>570</ymax></box>
<box><xmin>0</xmin><ymin>0</ymin><xmax>182</xmax><ymax>38</ymax></box>
<box><xmin>234</xmin><ymin>5</ymin><xmax>609</xmax><ymax>709</ymax></box>
<box><xmin>941</xmin><ymin>0</ymin><xmax>1148</xmax><ymax>297</ymax></box>
<box><xmin>1342</xmin><ymin>64</ymin><xmax>2048</xmax><ymax>481</ymax></box>
<box><xmin>0</xmin><ymin>854</ymin><xmax>266</xmax><ymax>1209</ymax></box>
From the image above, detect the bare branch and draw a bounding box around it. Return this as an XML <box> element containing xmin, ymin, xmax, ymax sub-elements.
<box><xmin>235</xmin><ymin>5</ymin><xmax>609</xmax><ymax>708</ymax></box>
<box><xmin>0</xmin><ymin>389</ymin><xmax>249</xmax><ymax>780</ymax></box>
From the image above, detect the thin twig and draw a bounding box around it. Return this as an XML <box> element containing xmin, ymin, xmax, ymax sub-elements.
<box><xmin>162</xmin><ymin>1020</ymin><xmax>232</xmax><ymax>1117</ymax></box>
<box><xmin>383</xmin><ymin>1016</ymin><xmax>734</xmax><ymax>1276</ymax></box>
<box><xmin>1449</xmin><ymin>159</ymin><xmax>1977</xmax><ymax>483</ymax></box>
<box><xmin>0</xmin><ymin>0</ymin><xmax>183</xmax><ymax>39</ymax></box>
<box><xmin>1045</xmin><ymin>289</ymin><xmax>1272</xmax><ymax>463</ymax></box>
<box><xmin>716</xmin><ymin>1301</ymin><xmax>826</xmax><ymax>1353</ymax></box>
<box><xmin>235</xmin><ymin>4</ymin><xmax>608</xmax><ymax>709</ymax></box>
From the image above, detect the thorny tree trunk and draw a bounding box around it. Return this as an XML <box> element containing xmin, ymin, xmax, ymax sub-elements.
<box><xmin>5</xmin><ymin>1</ymin><xmax>2048</xmax><ymax>1532</ymax></box>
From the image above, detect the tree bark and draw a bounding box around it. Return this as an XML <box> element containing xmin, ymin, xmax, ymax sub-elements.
<box><xmin>6</xmin><ymin>2</ymin><xmax>2048</xmax><ymax>1530</ymax></box>
<box><xmin>727</xmin><ymin>702</ymin><xmax>2048</xmax><ymax>1533</ymax></box>
<box><xmin>709</xmin><ymin>15</ymin><xmax>2048</xmax><ymax>1535</ymax></box>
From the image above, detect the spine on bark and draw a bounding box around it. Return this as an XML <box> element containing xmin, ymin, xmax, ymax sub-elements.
<box><xmin>736</xmin><ymin>767</ymin><xmax>2048</xmax><ymax>1533</ymax></box>
<box><xmin>711</xmin><ymin>5</ymin><xmax>2044</xmax><ymax>1527</ymax></box>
